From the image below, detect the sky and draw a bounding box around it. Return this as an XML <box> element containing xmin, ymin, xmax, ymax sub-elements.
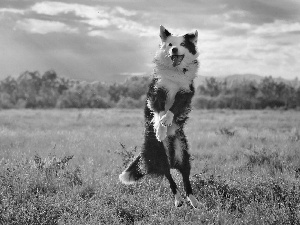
<box><xmin>0</xmin><ymin>0</ymin><xmax>300</xmax><ymax>82</ymax></box>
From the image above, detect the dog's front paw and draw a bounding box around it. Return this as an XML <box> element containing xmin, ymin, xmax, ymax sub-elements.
<box><xmin>156</xmin><ymin>123</ymin><xmax>167</xmax><ymax>142</ymax></box>
<box><xmin>160</xmin><ymin>111</ymin><xmax>174</xmax><ymax>127</ymax></box>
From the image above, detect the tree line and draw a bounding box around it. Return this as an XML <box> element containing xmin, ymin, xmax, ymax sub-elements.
<box><xmin>0</xmin><ymin>70</ymin><xmax>299</xmax><ymax>110</ymax></box>
<box><xmin>194</xmin><ymin>77</ymin><xmax>300</xmax><ymax>109</ymax></box>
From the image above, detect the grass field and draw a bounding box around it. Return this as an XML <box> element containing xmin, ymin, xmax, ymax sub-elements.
<box><xmin>1</xmin><ymin>109</ymin><xmax>300</xmax><ymax>224</ymax></box>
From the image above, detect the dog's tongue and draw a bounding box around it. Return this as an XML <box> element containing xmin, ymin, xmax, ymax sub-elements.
<box><xmin>171</xmin><ymin>55</ymin><xmax>184</xmax><ymax>67</ymax></box>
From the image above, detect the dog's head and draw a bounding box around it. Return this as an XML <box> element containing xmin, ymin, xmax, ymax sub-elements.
<box><xmin>156</xmin><ymin>25</ymin><xmax>199</xmax><ymax>70</ymax></box>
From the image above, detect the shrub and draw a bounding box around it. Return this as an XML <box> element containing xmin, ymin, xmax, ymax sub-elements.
<box><xmin>116</xmin><ymin>96</ymin><xmax>145</xmax><ymax>109</ymax></box>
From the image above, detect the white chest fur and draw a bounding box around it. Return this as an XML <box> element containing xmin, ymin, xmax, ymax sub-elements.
<box><xmin>156</xmin><ymin>75</ymin><xmax>190</xmax><ymax>111</ymax></box>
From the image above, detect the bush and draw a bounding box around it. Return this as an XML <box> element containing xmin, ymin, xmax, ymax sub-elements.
<box><xmin>116</xmin><ymin>96</ymin><xmax>145</xmax><ymax>109</ymax></box>
<box><xmin>0</xmin><ymin>154</ymin><xmax>85</xmax><ymax>225</ymax></box>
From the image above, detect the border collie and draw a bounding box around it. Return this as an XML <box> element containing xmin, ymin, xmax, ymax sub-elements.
<box><xmin>119</xmin><ymin>25</ymin><xmax>200</xmax><ymax>208</ymax></box>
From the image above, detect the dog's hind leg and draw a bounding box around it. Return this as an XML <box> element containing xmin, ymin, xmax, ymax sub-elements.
<box><xmin>176</xmin><ymin>132</ymin><xmax>200</xmax><ymax>209</ymax></box>
<box><xmin>165</xmin><ymin>171</ymin><xmax>184</xmax><ymax>207</ymax></box>
<box><xmin>181</xmin><ymin>170</ymin><xmax>200</xmax><ymax>209</ymax></box>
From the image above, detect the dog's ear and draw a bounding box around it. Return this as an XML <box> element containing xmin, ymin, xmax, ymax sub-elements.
<box><xmin>193</xmin><ymin>30</ymin><xmax>198</xmax><ymax>44</ymax></box>
<box><xmin>184</xmin><ymin>30</ymin><xmax>198</xmax><ymax>44</ymax></box>
<box><xmin>160</xmin><ymin>25</ymin><xmax>171</xmax><ymax>41</ymax></box>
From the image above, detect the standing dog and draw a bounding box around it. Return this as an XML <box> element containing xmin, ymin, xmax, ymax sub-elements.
<box><xmin>119</xmin><ymin>25</ymin><xmax>200</xmax><ymax>208</ymax></box>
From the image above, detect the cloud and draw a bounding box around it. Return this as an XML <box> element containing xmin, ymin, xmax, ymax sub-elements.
<box><xmin>31</xmin><ymin>1</ymin><xmax>109</xmax><ymax>18</ymax></box>
<box><xmin>87</xmin><ymin>30</ymin><xmax>111</xmax><ymax>38</ymax></box>
<box><xmin>16</xmin><ymin>18</ymin><xmax>78</xmax><ymax>34</ymax></box>
<box><xmin>0</xmin><ymin>8</ymin><xmax>24</xmax><ymax>14</ymax></box>
<box><xmin>220</xmin><ymin>0</ymin><xmax>300</xmax><ymax>24</ymax></box>
<box><xmin>85</xmin><ymin>19</ymin><xmax>111</xmax><ymax>28</ymax></box>
<box><xmin>253</xmin><ymin>20</ymin><xmax>300</xmax><ymax>36</ymax></box>
<box><xmin>110</xmin><ymin>17</ymin><xmax>157</xmax><ymax>36</ymax></box>
<box><xmin>120</xmin><ymin>72</ymin><xmax>146</xmax><ymax>76</ymax></box>
<box><xmin>113</xmin><ymin>6</ymin><xmax>137</xmax><ymax>16</ymax></box>
<box><xmin>30</xmin><ymin>1</ymin><xmax>156</xmax><ymax>37</ymax></box>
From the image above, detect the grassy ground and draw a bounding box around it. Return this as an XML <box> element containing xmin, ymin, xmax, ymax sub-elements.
<box><xmin>1</xmin><ymin>109</ymin><xmax>300</xmax><ymax>224</ymax></box>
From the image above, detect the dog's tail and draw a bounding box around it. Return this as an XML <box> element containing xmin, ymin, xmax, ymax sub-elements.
<box><xmin>119</xmin><ymin>154</ymin><xmax>145</xmax><ymax>184</ymax></box>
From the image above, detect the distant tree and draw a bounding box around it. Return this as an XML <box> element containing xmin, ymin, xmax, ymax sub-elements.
<box><xmin>108</xmin><ymin>83</ymin><xmax>127</xmax><ymax>102</ymax></box>
<box><xmin>123</xmin><ymin>76</ymin><xmax>149</xmax><ymax>100</ymax></box>
<box><xmin>0</xmin><ymin>76</ymin><xmax>18</xmax><ymax>107</ymax></box>
<box><xmin>17</xmin><ymin>71</ymin><xmax>42</xmax><ymax>108</ymax></box>
<box><xmin>257</xmin><ymin>77</ymin><xmax>284</xmax><ymax>108</ymax></box>
<box><xmin>56</xmin><ymin>81</ymin><xmax>112</xmax><ymax>108</ymax></box>
<box><xmin>107</xmin><ymin>76</ymin><xmax>149</xmax><ymax>103</ymax></box>
<box><xmin>39</xmin><ymin>70</ymin><xmax>61</xmax><ymax>107</ymax></box>
<box><xmin>198</xmin><ymin>77</ymin><xmax>223</xmax><ymax>97</ymax></box>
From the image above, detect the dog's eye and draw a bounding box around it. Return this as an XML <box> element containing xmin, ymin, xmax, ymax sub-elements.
<box><xmin>180</xmin><ymin>42</ymin><xmax>185</xmax><ymax>46</ymax></box>
<box><xmin>168</xmin><ymin>43</ymin><xmax>172</xmax><ymax>46</ymax></box>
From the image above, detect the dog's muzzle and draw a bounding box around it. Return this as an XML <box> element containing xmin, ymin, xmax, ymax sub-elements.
<box><xmin>171</xmin><ymin>55</ymin><xmax>184</xmax><ymax>67</ymax></box>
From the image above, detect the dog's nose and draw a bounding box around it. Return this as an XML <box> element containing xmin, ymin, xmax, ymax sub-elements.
<box><xmin>172</xmin><ymin>47</ymin><xmax>178</xmax><ymax>54</ymax></box>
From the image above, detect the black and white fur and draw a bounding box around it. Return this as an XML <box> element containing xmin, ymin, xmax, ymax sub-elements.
<box><xmin>119</xmin><ymin>25</ymin><xmax>200</xmax><ymax>208</ymax></box>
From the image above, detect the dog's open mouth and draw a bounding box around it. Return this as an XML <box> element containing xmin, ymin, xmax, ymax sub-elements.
<box><xmin>171</xmin><ymin>55</ymin><xmax>184</xmax><ymax>67</ymax></box>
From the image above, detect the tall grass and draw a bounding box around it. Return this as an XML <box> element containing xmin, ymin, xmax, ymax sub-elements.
<box><xmin>0</xmin><ymin>109</ymin><xmax>300</xmax><ymax>224</ymax></box>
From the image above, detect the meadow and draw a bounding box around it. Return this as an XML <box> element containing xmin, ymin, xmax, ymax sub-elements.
<box><xmin>0</xmin><ymin>109</ymin><xmax>300</xmax><ymax>224</ymax></box>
